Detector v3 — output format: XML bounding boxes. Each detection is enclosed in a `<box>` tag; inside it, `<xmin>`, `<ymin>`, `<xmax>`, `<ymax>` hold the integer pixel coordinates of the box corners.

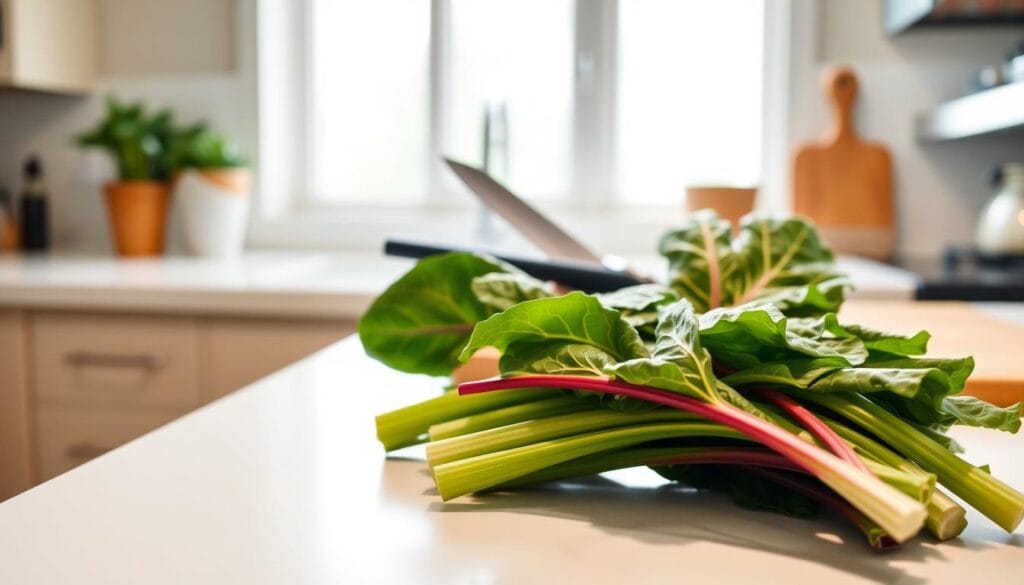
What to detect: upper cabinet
<box><xmin>885</xmin><ymin>0</ymin><xmax>1024</xmax><ymax>35</ymax></box>
<box><xmin>0</xmin><ymin>0</ymin><xmax>98</xmax><ymax>94</ymax></box>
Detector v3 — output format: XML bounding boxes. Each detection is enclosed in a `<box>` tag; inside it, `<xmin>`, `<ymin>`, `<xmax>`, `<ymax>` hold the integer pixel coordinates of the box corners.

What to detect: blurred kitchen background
<box><xmin>2</xmin><ymin>0</ymin><xmax>1024</xmax><ymax>500</ymax></box>
<box><xmin>0</xmin><ymin>0</ymin><xmax>1021</xmax><ymax>260</ymax></box>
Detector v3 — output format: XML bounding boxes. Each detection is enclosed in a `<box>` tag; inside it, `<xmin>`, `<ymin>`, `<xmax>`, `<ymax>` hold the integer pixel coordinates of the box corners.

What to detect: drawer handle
<box><xmin>65</xmin><ymin>442</ymin><xmax>111</xmax><ymax>460</ymax></box>
<box><xmin>64</xmin><ymin>352</ymin><xmax>166</xmax><ymax>370</ymax></box>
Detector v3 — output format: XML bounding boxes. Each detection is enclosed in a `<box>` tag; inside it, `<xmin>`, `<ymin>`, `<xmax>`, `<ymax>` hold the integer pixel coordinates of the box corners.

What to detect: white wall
<box><xmin>0</xmin><ymin>0</ymin><xmax>252</xmax><ymax>253</ymax></box>
<box><xmin>789</xmin><ymin>0</ymin><xmax>1024</xmax><ymax>257</ymax></box>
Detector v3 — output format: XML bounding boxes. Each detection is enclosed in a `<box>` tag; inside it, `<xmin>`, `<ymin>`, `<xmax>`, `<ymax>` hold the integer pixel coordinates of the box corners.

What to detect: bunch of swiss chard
<box><xmin>359</xmin><ymin>211</ymin><xmax>1023</xmax><ymax>549</ymax></box>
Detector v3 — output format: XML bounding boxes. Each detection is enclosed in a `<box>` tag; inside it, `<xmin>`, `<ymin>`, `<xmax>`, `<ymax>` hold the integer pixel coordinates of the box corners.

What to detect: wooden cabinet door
<box><xmin>202</xmin><ymin>318</ymin><xmax>353</xmax><ymax>401</ymax></box>
<box><xmin>0</xmin><ymin>310</ymin><xmax>32</xmax><ymax>500</ymax></box>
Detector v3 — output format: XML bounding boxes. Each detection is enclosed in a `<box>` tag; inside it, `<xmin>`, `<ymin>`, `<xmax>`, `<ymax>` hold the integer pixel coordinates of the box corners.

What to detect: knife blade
<box><xmin>444</xmin><ymin>158</ymin><xmax>603</xmax><ymax>264</ymax></box>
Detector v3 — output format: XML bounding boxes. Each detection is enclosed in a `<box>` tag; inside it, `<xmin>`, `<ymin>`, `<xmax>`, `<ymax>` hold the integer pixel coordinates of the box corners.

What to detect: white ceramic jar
<box><xmin>175</xmin><ymin>168</ymin><xmax>251</xmax><ymax>257</ymax></box>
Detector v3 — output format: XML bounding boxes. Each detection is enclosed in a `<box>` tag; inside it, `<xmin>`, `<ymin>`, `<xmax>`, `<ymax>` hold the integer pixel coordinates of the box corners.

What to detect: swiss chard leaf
<box><xmin>865</xmin><ymin>357</ymin><xmax>974</xmax><ymax>393</ymax></box>
<box><xmin>606</xmin><ymin>300</ymin><xmax>720</xmax><ymax>402</ymax></box>
<box><xmin>498</xmin><ymin>342</ymin><xmax>615</xmax><ymax>378</ymax></box>
<box><xmin>471</xmin><ymin>272</ymin><xmax>553</xmax><ymax>311</ymax></box>
<box><xmin>699</xmin><ymin>306</ymin><xmax>868</xmax><ymax>367</ymax></box>
<box><xmin>660</xmin><ymin>212</ymin><xmax>846</xmax><ymax>315</ymax></box>
<box><xmin>823</xmin><ymin>320</ymin><xmax>930</xmax><ymax>357</ymax></box>
<box><xmin>942</xmin><ymin>396</ymin><xmax>1021</xmax><ymax>433</ymax></box>
<box><xmin>722</xmin><ymin>357</ymin><xmax>849</xmax><ymax>388</ymax></box>
<box><xmin>808</xmin><ymin>368</ymin><xmax>953</xmax><ymax>402</ymax></box>
<box><xmin>358</xmin><ymin>252</ymin><xmax>513</xmax><ymax>376</ymax></box>
<box><xmin>460</xmin><ymin>291</ymin><xmax>650</xmax><ymax>368</ymax></box>
<box><xmin>658</xmin><ymin>210</ymin><xmax>732</xmax><ymax>313</ymax></box>
<box><xmin>461</xmin><ymin>292</ymin><xmax>655</xmax><ymax>412</ymax></box>
<box><xmin>724</xmin><ymin>215</ymin><xmax>840</xmax><ymax>308</ymax></box>
<box><xmin>597</xmin><ymin>284</ymin><xmax>679</xmax><ymax>339</ymax></box>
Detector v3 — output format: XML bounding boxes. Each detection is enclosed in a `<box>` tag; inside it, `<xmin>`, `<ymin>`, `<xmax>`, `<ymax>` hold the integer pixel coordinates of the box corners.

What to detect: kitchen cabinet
<box><xmin>202</xmin><ymin>318</ymin><xmax>348</xmax><ymax>400</ymax></box>
<box><xmin>0</xmin><ymin>309</ymin><xmax>354</xmax><ymax>496</ymax></box>
<box><xmin>0</xmin><ymin>310</ymin><xmax>32</xmax><ymax>500</ymax></box>
<box><xmin>0</xmin><ymin>0</ymin><xmax>98</xmax><ymax>93</ymax></box>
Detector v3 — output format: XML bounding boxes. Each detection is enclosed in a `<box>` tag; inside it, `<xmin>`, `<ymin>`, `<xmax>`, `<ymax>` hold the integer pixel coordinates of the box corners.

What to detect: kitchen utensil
<box><xmin>443</xmin><ymin>158</ymin><xmax>654</xmax><ymax>285</ymax></box>
<box><xmin>793</xmin><ymin>67</ymin><xmax>894</xmax><ymax>260</ymax></box>
<box><xmin>384</xmin><ymin>238</ymin><xmax>644</xmax><ymax>293</ymax></box>
<box><xmin>443</xmin><ymin>158</ymin><xmax>602</xmax><ymax>264</ymax></box>
<box><xmin>976</xmin><ymin>162</ymin><xmax>1024</xmax><ymax>254</ymax></box>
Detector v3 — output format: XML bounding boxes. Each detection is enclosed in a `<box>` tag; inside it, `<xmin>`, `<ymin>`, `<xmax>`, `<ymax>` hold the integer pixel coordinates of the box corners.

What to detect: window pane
<box><xmin>309</xmin><ymin>0</ymin><xmax>430</xmax><ymax>203</ymax></box>
<box><xmin>617</xmin><ymin>0</ymin><xmax>764</xmax><ymax>204</ymax></box>
<box><xmin>446</xmin><ymin>0</ymin><xmax>574</xmax><ymax>200</ymax></box>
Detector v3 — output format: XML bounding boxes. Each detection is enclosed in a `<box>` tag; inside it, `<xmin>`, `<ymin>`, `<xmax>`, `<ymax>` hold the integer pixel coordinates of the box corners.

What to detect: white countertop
<box><xmin>0</xmin><ymin>251</ymin><xmax>917</xmax><ymax>319</ymax></box>
<box><xmin>0</xmin><ymin>252</ymin><xmax>412</xmax><ymax>319</ymax></box>
<box><xmin>0</xmin><ymin>337</ymin><xmax>1020</xmax><ymax>584</ymax></box>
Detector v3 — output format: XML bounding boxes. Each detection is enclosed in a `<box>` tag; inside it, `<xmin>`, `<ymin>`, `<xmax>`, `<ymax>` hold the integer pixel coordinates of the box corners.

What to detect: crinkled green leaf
<box><xmin>941</xmin><ymin>396</ymin><xmax>1021</xmax><ymax>433</ymax></box>
<box><xmin>808</xmin><ymin>368</ymin><xmax>952</xmax><ymax>401</ymax></box>
<box><xmin>746</xmin><ymin>277</ymin><xmax>848</xmax><ymax>317</ymax></box>
<box><xmin>722</xmin><ymin>215</ymin><xmax>844</xmax><ymax>311</ymax></box>
<box><xmin>596</xmin><ymin>284</ymin><xmax>679</xmax><ymax>312</ymax></box>
<box><xmin>659</xmin><ymin>212</ymin><xmax>845</xmax><ymax>316</ymax></box>
<box><xmin>722</xmin><ymin>357</ymin><xmax>849</xmax><ymax>388</ymax></box>
<box><xmin>597</xmin><ymin>284</ymin><xmax>678</xmax><ymax>339</ymax></box>
<box><xmin>358</xmin><ymin>252</ymin><xmax>512</xmax><ymax>376</ymax></box>
<box><xmin>471</xmin><ymin>272</ymin><xmax>553</xmax><ymax>311</ymax></box>
<box><xmin>658</xmin><ymin>210</ymin><xmax>732</xmax><ymax>313</ymax></box>
<box><xmin>865</xmin><ymin>357</ymin><xmax>974</xmax><ymax>393</ymax></box>
<box><xmin>606</xmin><ymin>300</ymin><xmax>719</xmax><ymax>401</ymax></box>
<box><xmin>698</xmin><ymin>305</ymin><xmax>867</xmax><ymax>367</ymax></box>
<box><xmin>498</xmin><ymin>342</ymin><xmax>613</xmax><ymax>378</ymax></box>
<box><xmin>823</xmin><ymin>319</ymin><xmax>930</xmax><ymax>357</ymax></box>
<box><xmin>460</xmin><ymin>291</ymin><xmax>649</xmax><ymax>365</ymax></box>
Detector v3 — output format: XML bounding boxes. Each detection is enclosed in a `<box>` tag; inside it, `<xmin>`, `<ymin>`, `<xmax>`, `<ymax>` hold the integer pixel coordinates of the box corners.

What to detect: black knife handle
<box><xmin>383</xmin><ymin>239</ymin><xmax>644</xmax><ymax>293</ymax></box>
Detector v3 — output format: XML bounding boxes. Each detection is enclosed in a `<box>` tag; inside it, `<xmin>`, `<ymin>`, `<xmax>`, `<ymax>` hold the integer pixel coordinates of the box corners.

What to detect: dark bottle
<box><xmin>20</xmin><ymin>155</ymin><xmax>50</xmax><ymax>252</ymax></box>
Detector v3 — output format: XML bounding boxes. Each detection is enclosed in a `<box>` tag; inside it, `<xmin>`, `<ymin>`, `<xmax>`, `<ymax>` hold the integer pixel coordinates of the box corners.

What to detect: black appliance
<box><xmin>899</xmin><ymin>246</ymin><xmax>1024</xmax><ymax>301</ymax></box>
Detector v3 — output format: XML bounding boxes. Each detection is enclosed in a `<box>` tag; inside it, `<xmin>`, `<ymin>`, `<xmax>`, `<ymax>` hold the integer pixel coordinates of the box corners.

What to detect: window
<box><xmin>256</xmin><ymin>0</ymin><xmax>768</xmax><ymax>248</ymax></box>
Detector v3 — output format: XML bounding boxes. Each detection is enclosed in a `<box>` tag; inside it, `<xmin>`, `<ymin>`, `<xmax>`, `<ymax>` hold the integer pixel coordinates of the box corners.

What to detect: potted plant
<box><xmin>74</xmin><ymin>97</ymin><xmax>179</xmax><ymax>257</ymax></box>
<box><xmin>173</xmin><ymin>127</ymin><xmax>250</xmax><ymax>257</ymax></box>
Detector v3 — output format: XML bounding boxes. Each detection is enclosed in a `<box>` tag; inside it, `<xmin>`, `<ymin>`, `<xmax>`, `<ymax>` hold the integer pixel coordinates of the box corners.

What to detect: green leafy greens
<box><xmin>361</xmin><ymin>210</ymin><xmax>1024</xmax><ymax>548</ymax></box>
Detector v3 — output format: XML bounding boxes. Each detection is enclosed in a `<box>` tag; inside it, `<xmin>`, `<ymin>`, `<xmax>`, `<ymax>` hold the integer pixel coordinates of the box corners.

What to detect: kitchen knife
<box><xmin>384</xmin><ymin>238</ymin><xmax>644</xmax><ymax>293</ymax></box>
<box><xmin>443</xmin><ymin>158</ymin><xmax>603</xmax><ymax>264</ymax></box>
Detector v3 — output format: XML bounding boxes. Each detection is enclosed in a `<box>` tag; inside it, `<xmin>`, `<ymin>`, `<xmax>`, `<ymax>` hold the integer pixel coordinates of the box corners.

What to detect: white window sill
<box><xmin>247</xmin><ymin>202</ymin><xmax>690</xmax><ymax>257</ymax></box>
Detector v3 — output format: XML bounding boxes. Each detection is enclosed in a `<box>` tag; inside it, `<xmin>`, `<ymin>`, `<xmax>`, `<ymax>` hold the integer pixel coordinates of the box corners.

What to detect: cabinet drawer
<box><xmin>35</xmin><ymin>407</ymin><xmax>182</xmax><ymax>481</ymax></box>
<box><xmin>32</xmin><ymin>312</ymin><xmax>201</xmax><ymax>409</ymax></box>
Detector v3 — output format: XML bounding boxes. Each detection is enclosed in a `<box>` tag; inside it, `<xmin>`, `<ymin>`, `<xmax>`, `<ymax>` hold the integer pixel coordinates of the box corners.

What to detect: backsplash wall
<box><xmin>789</xmin><ymin>0</ymin><xmax>1024</xmax><ymax>258</ymax></box>
<box><xmin>0</xmin><ymin>0</ymin><xmax>248</xmax><ymax>253</ymax></box>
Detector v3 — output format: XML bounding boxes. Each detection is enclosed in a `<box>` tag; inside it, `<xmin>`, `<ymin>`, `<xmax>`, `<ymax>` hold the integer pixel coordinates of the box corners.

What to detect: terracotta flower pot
<box><xmin>104</xmin><ymin>181</ymin><xmax>171</xmax><ymax>257</ymax></box>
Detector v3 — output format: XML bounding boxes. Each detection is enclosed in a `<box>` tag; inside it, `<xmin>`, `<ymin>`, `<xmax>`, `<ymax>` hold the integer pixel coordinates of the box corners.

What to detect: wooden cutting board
<box><xmin>840</xmin><ymin>300</ymin><xmax>1024</xmax><ymax>407</ymax></box>
<box><xmin>793</xmin><ymin>67</ymin><xmax>895</xmax><ymax>260</ymax></box>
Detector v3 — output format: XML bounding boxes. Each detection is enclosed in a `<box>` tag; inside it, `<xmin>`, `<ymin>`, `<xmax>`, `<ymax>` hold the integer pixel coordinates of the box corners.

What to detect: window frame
<box><xmin>245</xmin><ymin>0</ymin><xmax>796</xmax><ymax>252</ymax></box>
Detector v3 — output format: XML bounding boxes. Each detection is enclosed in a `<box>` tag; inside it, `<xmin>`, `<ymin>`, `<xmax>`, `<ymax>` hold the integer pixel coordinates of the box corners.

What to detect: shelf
<box><xmin>885</xmin><ymin>0</ymin><xmax>1024</xmax><ymax>35</ymax></box>
<box><xmin>916</xmin><ymin>82</ymin><xmax>1024</xmax><ymax>142</ymax></box>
